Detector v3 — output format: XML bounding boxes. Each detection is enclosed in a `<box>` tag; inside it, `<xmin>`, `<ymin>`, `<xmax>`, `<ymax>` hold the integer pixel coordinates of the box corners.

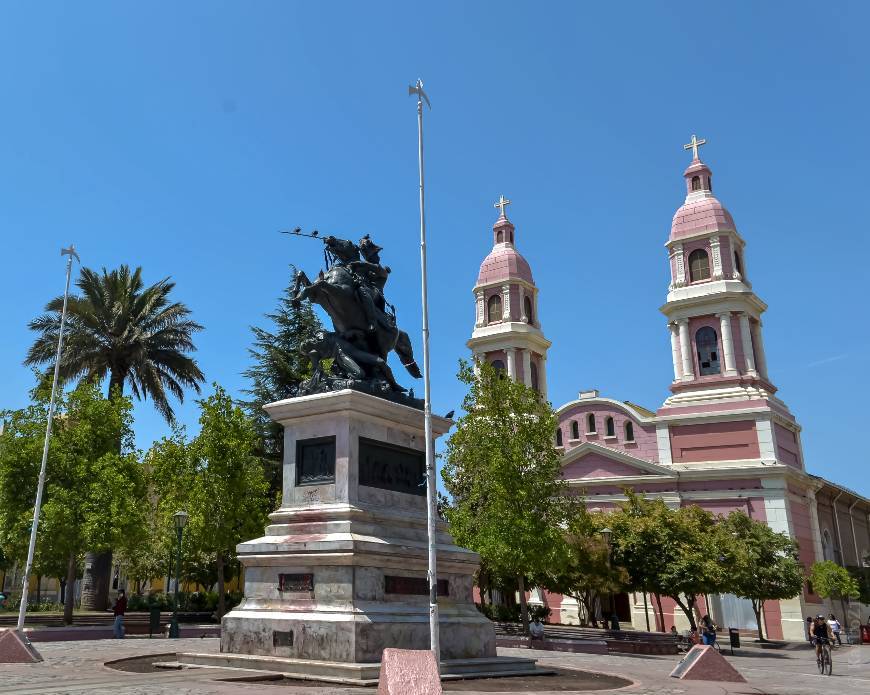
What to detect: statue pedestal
<box><xmin>179</xmin><ymin>390</ymin><xmax>535</xmax><ymax>683</ymax></box>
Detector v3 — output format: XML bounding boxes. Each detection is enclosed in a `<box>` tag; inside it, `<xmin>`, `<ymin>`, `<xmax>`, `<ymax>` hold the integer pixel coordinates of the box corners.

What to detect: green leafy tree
<box><xmin>809</xmin><ymin>560</ymin><xmax>861</xmax><ymax>621</ymax></box>
<box><xmin>151</xmin><ymin>385</ymin><xmax>269</xmax><ymax>617</ymax></box>
<box><xmin>442</xmin><ymin>360</ymin><xmax>567</xmax><ymax>634</ymax></box>
<box><xmin>719</xmin><ymin>511</ymin><xmax>804</xmax><ymax>640</ymax></box>
<box><xmin>537</xmin><ymin>503</ymin><xmax>627</xmax><ymax>627</ymax></box>
<box><xmin>610</xmin><ymin>492</ymin><xmax>725</xmax><ymax>631</ymax></box>
<box><xmin>25</xmin><ymin>264</ymin><xmax>205</xmax><ymax>610</ymax></box>
<box><xmin>243</xmin><ymin>267</ymin><xmax>322</xmax><ymax>502</ymax></box>
<box><xmin>0</xmin><ymin>382</ymin><xmax>146</xmax><ymax>623</ymax></box>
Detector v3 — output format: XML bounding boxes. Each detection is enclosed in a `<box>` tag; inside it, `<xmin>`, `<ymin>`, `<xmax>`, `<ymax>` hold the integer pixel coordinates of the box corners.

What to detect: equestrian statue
<box><xmin>289</xmin><ymin>231</ymin><xmax>422</xmax><ymax>406</ymax></box>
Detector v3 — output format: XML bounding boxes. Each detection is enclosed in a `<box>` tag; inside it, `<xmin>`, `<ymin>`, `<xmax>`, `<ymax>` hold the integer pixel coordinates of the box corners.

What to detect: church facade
<box><xmin>467</xmin><ymin>140</ymin><xmax>870</xmax><ymax>641</ymax></box>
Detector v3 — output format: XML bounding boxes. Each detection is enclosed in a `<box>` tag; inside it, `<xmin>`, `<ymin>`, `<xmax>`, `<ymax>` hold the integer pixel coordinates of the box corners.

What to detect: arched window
<box><xmin>586</xmin><ymin>413</ymin><xmax>596</xmax><ymax>434</ymax></box>
<box><xmin>571</xmin><ymin>420</ymin><xmax>580</xmax><ymax>440</ymax></box>
<box><xmin>691</xmin><ymin>175</ymin><xmax>701</xmax><ymax>191</ymax></box>
<box><xmin>496</xmin><ymin>230</ymin><xmax>503</xmax><ymax>243</ymax></box>
<box><xmin>508</xmin><ymin>231</ymin><xmax>513</xmax><ymax>244</ymax></box>
<box><xmin>695</xmin><ymin>326</ymin><xmax>720</xmax><ymax>375</ymax></box>
<box><xmin>605</xmin><ymin>416</ymin><xmax>615</xmax><ymax>437</ymax></box>
<box><xmin>688</xmin><ymin>249</ymin><xmax>711</xmax><ymax>282</ymax></box>
<box><xmin>491</xmin><ymin>359</ymin><xmax>505</xmax><ymax>373</ymax></box>
<box><xmin>624</xmin><ymin>421</ymin><xmax>634</xmax><ymax>442</ymax></box>
<box><xmin>530</xmin><ymin>362</ymin><xmax>539</xmax><ymax>392</ymax></box>
<box><xmin>733</xmin><ymin>250</ymin><xmax>743</xmax><ymax>277</ymax></box>
<box><xmin>707</xmin><ymin>176</ymin><xmax>713</xmax><ymax>192</ymax></box>
<box><xmin>555</xmin><ymin>428</ymin><xmax>563</xmax><ymax>447</ymax></box>
<box><xmin>487</xmin><ymin>294</ymin><xmax>502</xmax><ymax>323</ymax></box>
<box><xmin>822</xmin><ymin>530</ymin><xmax>833</xmax><ymax>562</ymax></box>
<box><xmin>524</xmin><ymin>296</ymin><xmax>533</xmax><ymax>324</ymax></box>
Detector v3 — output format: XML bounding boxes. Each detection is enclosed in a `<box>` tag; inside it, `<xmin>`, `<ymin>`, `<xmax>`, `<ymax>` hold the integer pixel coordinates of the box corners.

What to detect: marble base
<box><xmin>172</xmin><ymin>652</ymin><xmax>544</xmax><ymax>686</ymax></box>
<box><xmin>201</xmin><ymin>390</ymin><xmax>499</xmax><ymax>667</ymax></box>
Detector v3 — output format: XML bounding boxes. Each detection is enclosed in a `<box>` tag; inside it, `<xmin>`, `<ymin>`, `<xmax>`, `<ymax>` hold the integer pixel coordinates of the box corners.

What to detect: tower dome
<box><xmin>468</xmin><ymin>196</ymin><xmax>551</xmax><ymax>398</ymax></box>
<box><xmin>670</xmin><ymin>158</ymin><xmax>737</xmax><ymax>241</ymax></box>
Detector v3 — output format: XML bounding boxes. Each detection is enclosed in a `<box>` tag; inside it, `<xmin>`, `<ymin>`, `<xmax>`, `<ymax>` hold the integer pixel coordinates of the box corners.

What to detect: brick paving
<box><xmin>0</xmin><ymin>636</ymin><xmax>867</xmax><ymax>694</ymax></box>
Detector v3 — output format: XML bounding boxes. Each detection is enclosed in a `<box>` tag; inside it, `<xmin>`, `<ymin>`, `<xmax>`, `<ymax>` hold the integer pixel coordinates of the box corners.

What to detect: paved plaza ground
<box><xmin>1</xmin><ymin>637</ymin><xmax>868</xmax><ymax>694</ymax></box>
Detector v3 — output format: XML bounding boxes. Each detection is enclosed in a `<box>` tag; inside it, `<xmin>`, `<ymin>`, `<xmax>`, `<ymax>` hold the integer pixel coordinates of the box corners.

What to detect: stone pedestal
<box><xmin>191</xmin><ymin>390</ymin><xmax>503</xmax><ymax>676</ymax></box>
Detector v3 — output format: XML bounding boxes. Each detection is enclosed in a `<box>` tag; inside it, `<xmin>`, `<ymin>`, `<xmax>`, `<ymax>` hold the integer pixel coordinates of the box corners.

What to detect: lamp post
<box><xmin>168</xmin><ymin>510</ymin><xmax>188</xmax><ymax>639</ymax></box>
<box><xmin>600</xmin><ymin>528</ymin><xmax>615</xmax><ymax>625</ymax></box>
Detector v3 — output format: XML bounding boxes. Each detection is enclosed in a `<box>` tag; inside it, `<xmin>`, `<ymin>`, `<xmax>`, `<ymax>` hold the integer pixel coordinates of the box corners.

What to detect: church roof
<box><xmin>669</xmin><ymin>157</ymin><xmax>737</xmax><ymax>241</ymax></box>
<box><xmin>476</xmin><ymin>244</ymin><xmax>534</xmax><ymax>286</ymax></box>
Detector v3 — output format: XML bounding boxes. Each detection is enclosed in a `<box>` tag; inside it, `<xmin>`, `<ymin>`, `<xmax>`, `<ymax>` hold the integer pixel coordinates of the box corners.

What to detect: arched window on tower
<box><xmin>571</xmin><ymin>420</ymin><xmax>580</xmax><ymax>440</ymax></box>
<box><xmin>734</xmin><ymin>250</ymin><xmax>743</xmax><ymax>277</ymax></box>
<box><xmin>624</xmin><ymin>421</ymin><xmax>635</xmax><ymax>442</ymax></box>
<box><xmin>524</xmin><ymin>296</ymin><xmax>533</xmax><ymax>324</ymax></box>
<box><xmin>530</xmin><ymin>362</ymin><xmax>539</xmax><ymax>392</ymax></box>
<box><xmin>586</xmin><ymin>413</ymin><xmax>596</xmax><ymax>434</ymax></box>
<box><xmin>707</xmin><ymin>176</ymin><xmax>713</xmax><ymax>191</ymax></box>
<box><xmin>822</xmin><ymin>530</ymin><xmax>833</xmax><ymax>562</ymax></box>
<box><xmin>496</xmin><ymin>230</ymin><xmax>503</xmax><ymax>243</ymax></box>
<box><xmin>491</xmin><ymin>359</ymin><xmax>505</xmax><ymax>372</ymax></box>
<box><xmin>487</xmin><ymin>294</ymin><xmax>502</xmax><ymax>323</ymax></box>
<box><xmin>688</xmin><ymin>249</ymin><xmax>711</xmax><ymax>282</ymax></box>
<box><xmin>691</xmin><ymin>175</ymin><xmax>701</xmax><ymax>191</ymax></box>
<box><xmin>605</xmin><ymin>416</ymin><xmax>615</xmax><ymax>437</ymax></box>
<box><xmin>695</xmin><ymin>326</ymin><xmax>721</xmax><ymax>376</ymax></box>
<box><xmin>555</xmin><ymin>428</ymin><xmax>563</xmax><ymax>447</ymax></box>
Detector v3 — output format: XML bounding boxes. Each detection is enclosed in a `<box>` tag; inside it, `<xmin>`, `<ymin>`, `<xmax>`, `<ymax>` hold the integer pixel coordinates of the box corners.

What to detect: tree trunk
<box><xmin>642</xmin><ymin>591</ymin><xmax>651</xmax><ymax>632</ymax></box>
<box><xmin>673</xmin><ymin>595</ymin><xmax>697</xmax><ymax>630</ymax></box>
<box><xmin>35</xmin><ymin>575</ymin><xmax>42</xmax><ymax>605</ymax></box>
<box><xmin>478</xmin><ymin>570</ymin><xmax>488</xmax><ymax>608</ymax></box>
<box><xmin>216</xmin><ymin>552</ymin><xmax>226</xmax><ymax>619</ymax></box>
<box><xmin>60</xmin><ymin>577</ymin><xmax>66</xmax><ymax>605</ymax></box>
<box><xmin>517</xmin><ymin>573</ymin><xmax>529</xmax><ymax>635</ymax></box>
<box><xmin>752</xmin><ymin>599</ymin><xmax>765</xmax><ymax>641</ymax></box>
<box><xmin>63</xmin><ymin>554</ymin><xmax>77</xmax><ymax>625</ymax></box>
<box><xmin>80</xmin><ymin>550</ymin><xmax>112</xmax><ymax>610</ymax></box>
<box><xmin>654</xmin><ymin>593</ymin><xmax>665</xmax><ymax>632</ymax></box>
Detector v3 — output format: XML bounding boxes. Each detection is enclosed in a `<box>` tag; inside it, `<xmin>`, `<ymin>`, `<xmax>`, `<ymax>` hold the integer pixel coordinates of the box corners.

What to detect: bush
<box><xmin>529</xmin><ymin>604</ymin><xmax>552</xmax><ymax>622</ymax></box>
<box><xmin>476</xmin><ymin>602</ymin><xmax>521</xmax><ymax>622</ymax></box>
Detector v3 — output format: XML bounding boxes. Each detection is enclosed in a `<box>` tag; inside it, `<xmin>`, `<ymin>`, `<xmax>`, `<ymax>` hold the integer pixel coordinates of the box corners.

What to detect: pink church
<box><xmin>467</xmin><ymin>140</ymin><xmax>870</xmax><ymax>641</ymax></box>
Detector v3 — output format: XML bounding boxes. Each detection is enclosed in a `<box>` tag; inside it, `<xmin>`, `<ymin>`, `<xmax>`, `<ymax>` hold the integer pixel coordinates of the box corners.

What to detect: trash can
<box><xmin>728</xmin><ymin>627</ymin><xmax>740</xmax><ymax>655</ymax></box>
<box><xmin>861</xmin><ymin>624</ymin><xmax>870</xmax><ymax>645</ymax></box>
<box><xmin>149</xmin><ymin>607</ymin><xmax>162</xmax><ymax>638</ymax></box>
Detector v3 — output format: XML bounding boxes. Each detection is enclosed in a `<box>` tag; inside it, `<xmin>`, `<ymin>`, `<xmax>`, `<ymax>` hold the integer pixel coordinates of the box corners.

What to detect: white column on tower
<box><xmin>505</xmin><ymin>348</ymin><xmax>517</xmax><ymax>381</ymax></box>
<box><xmin>672</xmin><ymin>243</ymin><xmax>686</xmax><ymax>288</ymax></box>
<box><xmin>669</xmin><ymin>322</ymin><xmax>682</xmax><ymax>381</ymax></box>
<box><xmin>519</xmin><ymin>285</ymin><xmax>528</xmax><ymax>322</ymax></box>
<box><xmin>751</xmin><ymin>320</ymin><xmax>769</xmax><ymax>379</ymax></box>
<box><xmin>538</xmin><ymin>354</ymin><xmax>548</xmax><ymax>401</ymax></box>
<box><xmin>710</xmin><ymin>236</ymin><xmax>724</xmax><ymax>280</ymax></box>
<box><xmin>717</xmin><ymin>312</ymin><xmax>738</xmax><ymax>375</ymax></box>
<box><xmin>522</xmin><ymin>349</ymin><xmax>532</xmax><ymax>387</ymax></box>
<box><xmin>677</xmin><ymin>318</ymin><xmax>694</xmax><ymax>379</ymax></box>
<box><xmin>502</xmin><ymin>284</ymin><xmax>511</xmax><ymax>321</ymax></box>
<box><xmin>738</xmin><ymin>312</ymin><xmax>757</xmax><ymax>376</ymax></box>
<box><xmin>475</xmin><ymin>290</ymin><xmax>485</xmax><ymax>327</ymax></box>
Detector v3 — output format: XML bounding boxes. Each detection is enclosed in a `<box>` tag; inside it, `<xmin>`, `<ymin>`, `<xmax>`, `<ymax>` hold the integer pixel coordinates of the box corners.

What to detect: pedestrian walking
<box><xmin>700</xmin><ymin>614</ymin><xmax>717</xmax><ymax>646</ymax></box>
<box><xmin>112</xmin><ymin>589</ymin><xmax>127</xmax><ymax>639</ymax></box>
<box><xmin>827</xmin><ymin>614</ymin><xmax>842</xmax><ymax>646</ymax></box>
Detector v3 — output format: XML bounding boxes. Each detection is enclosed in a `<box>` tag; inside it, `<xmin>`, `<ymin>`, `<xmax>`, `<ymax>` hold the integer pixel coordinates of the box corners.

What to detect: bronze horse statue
<box><xmin>291</xmin><ymin>235</ymin><xmax>421</xmax><ymax>394</ymax></box>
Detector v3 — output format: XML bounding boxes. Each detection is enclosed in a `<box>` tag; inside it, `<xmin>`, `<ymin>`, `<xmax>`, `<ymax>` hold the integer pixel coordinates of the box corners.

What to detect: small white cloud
<box><xmin>804</xmin><ymin>354</ymin><xmax>849</xmax><ymax>368</ymax></box>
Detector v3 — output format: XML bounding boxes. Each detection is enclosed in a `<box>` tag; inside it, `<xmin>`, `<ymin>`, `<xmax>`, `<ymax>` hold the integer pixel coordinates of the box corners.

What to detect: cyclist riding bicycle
<box><xmin>811</xmin><ymin>614</ymin><xmax>834</xmax><ymax>656</ymax></box>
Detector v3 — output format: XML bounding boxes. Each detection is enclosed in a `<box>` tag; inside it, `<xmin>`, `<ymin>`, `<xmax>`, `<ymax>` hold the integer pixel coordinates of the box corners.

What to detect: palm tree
<box><xmin>25</xmin><ymin>264</ymin><xmax>205</xmax><ymax>609</ymax></box>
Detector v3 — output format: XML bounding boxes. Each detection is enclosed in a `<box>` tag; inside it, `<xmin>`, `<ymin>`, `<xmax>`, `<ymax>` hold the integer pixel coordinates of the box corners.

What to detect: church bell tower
<box><xmin>467</xmin><ymin>196</ymin><xmax>551</xmax><ymax>399</ymax></box>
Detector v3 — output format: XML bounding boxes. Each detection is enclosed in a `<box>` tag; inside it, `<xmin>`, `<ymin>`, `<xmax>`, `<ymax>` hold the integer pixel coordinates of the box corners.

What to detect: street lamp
<box><xmin>599</xmin><ymin>528</ymin><xmax>615</xmax><ymax>625</ymax></box>
<box><xmin>168</xmin><ymin>510</ymin><xmax>189</xmax><ymax>639</ymax></box>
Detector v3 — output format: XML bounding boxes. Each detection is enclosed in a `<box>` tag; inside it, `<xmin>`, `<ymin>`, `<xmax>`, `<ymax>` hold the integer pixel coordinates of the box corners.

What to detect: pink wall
<box><xmin>719</xmin><ymin>235</ymin><xmax>734</xmax><ymax>278</ymax></box>
<box><xmin>669</xmin><ymin>420</ymin><xmax>760</xmax><ymax>463</ymax></box>
<box><xmin>774</xmin><ymin>423</ymin><xmax>802</xmax><ymax>469</ymax></box>
<box><xmin>788</xmin><ymin>494</ymin><xmax>822</xmax><ymax>605</ymax></box>
<box><xmin>558</xmin><ymin>403</ymin><xmax>659</xmax><ymax>463</ymax></box>
<box><xmin>562</xmin><ymin>451</ymin><xmax>652</xmax><ymax>479</ymax></box>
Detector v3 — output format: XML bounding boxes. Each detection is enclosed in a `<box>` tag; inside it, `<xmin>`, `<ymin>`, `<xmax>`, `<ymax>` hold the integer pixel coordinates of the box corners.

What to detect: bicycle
<box><xmin>814</xmin><ymin>637</ymin><xmax>832</xmax><ymax>676</ymax></box>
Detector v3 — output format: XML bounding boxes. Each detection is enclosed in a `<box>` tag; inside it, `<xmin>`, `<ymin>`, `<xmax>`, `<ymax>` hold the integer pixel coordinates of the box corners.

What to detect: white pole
<box><xmin>17</xmin><ymin>246</ymin><xmax>78</xmax><ymax>631</ymax></box>
<box><xmin>409</xmin><ymin>78</ymin><xmax>439</xmax><ymax>665</ymax></box>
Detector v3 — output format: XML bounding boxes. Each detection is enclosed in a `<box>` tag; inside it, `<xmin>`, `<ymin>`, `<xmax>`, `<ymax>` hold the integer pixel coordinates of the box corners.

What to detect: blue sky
<box><xmin>1</xmin><ymin>2</ymin><xmax>867</xmax><ymax>494</ymax></box>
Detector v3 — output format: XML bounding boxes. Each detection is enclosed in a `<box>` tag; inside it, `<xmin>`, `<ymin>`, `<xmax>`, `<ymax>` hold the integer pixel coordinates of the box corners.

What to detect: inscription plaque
<box><xmin>273</xmin><ymin>630</ymin><xmax>294</xmax><ymax>648</ymax></box>
<box><xmin>296</xmin><ymin>436</ymin><xmax>335</xmax><ymax>486</ymax></box>
<box><xmin>359</xmin><ymin>437</ymin><xmax>425</xmax><ymax>496</ymax></box>
<box><xmin>278</xmin><ymin>573</ymin><xmax>314</xmax><ymax>592</ymax></box>
<box><xmin>385</xmin><ymin>575</ymin><xmax>448</xmax><ymax>596</ymax></box>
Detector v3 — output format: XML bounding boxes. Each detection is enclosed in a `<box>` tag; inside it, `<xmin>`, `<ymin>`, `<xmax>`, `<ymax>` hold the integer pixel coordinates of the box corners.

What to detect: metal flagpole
<box><xmin>408</xmin><ymin>78</ymin><xmax>439</xmax><ymax>665</ymax></box>
<box><xmin>17</xmin><ymin>245</ymin><xmax>79</xmax><ymax>631</ymax></box>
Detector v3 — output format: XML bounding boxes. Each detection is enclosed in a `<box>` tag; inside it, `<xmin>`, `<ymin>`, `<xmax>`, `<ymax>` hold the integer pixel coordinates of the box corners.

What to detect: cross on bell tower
<box><xmin>684</xmin><ymin>134</ymin><xmax>707</xmax><ymax>161</ymax></box>
<box><xmin>494</xmin><ymin>194</ymin><xmax>512</xmax><ymax>219</ymax></box>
